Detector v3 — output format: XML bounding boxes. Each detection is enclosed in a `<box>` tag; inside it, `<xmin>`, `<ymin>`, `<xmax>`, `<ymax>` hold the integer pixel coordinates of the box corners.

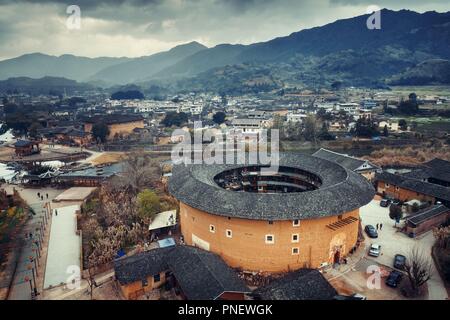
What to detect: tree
<box><xmin>111</xmin><ymin>90</ymin><xmax>144</xmax><ymax>100</ymax></box>
<box><xmin>353</xmin><ymin>117</ymin><xmax>379</xmax><ymax>138</ymax></box>
<box><xmin>272</xmin><ymin>114</ymin><xmax>284</xmax><ymax>130</ymax></box>
<box><xmin>92</xmin><ymin>122</ymin><xmax>110</xmax><ymax>143</ymax></box>
<box><xmin>316</xmin><ymin>108</ymin><xmax>332</xmax><ymax>121</ymax></box>
<box><xmin>5</xmin><ymin>109</ymin><xmax>32</xmax><ymax>133</ymax></box>
<box><xmin>212</xmin><ymin>111</ymin><xmax>226</xmax><ymax>125</ymax></box>
<box><xmin>389</xmin><ymin>204</ymin><xmax>403</xmax><ymax>226</ymax></box>
<box><xmin>399</xmin><ymin>119</ymin><xmax>408</xmax><ymax>131</ymax></box>
<box><xmin>303</xmin><ymin>115</ymin><xmax>319</xmax><ymax>143</ymax></box>
<box><xmin>331</xmin><ymin>81</ymin><xmax>343</xmax><ymax>91</ymax></box>
<box><xmin>137</xmin><ymin>190</ymin><xmax>161</xmax><ymax>222</ymax></box>
<box><xmin>161</xmin><ymin>112</ymin><xmax>188</xmax><ymax>127</ymax></box>
<box><xmin>433</xmin><ymin>225</ymin><xmax>450</xmax><ymax>249</ymax></box>
<box><xmin>398</xmin><ymin>93</ymin><xmax>419</xmax><ymax>115</ymax></box>
<box><xmin>28</xmin><ymin>122</ymin><xmax>42</xmax><ymax>139</ymax></box>
<box><xmin>220</xmin><ymin>94</ymin><xmax>228</xmax><ymax>106</ymax></box>
<box><xmin>318</xmin><ymin>122</ymin><xmax>335</xmax><ymax>141</ymax></box>
<box><xmin>403</xmin><ymin>246</ymin><xmax>432</xmax><ymax>297</ymax></box>
<box><xmin>109</xmin><ymin>152</ymin><xmax>161</xmax><ymax>198</ymax></box>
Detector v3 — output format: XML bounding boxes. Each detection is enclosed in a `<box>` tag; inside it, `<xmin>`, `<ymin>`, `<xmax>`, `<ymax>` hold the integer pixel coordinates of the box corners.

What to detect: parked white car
<box><xmin>368</xmin><ymin>244</ymin><xmax>381</xmax><ymax>257</ymax></box>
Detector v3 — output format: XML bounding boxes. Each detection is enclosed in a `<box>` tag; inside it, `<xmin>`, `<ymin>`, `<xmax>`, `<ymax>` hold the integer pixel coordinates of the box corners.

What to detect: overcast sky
<box><xmin>0</xmin><ymin>0</ymin><xmax>449</xmax><ymax>61</ymax></box>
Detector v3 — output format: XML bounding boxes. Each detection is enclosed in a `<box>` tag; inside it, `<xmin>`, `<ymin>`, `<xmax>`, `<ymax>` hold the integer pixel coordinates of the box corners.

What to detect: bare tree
<box><xmin>433</xmin><ymin>226</ymin><xmax>450</xmax><ymax>249</ymax></box>
<box><xmin>303</xmin><ymin>115</ymin><xmax>320</xmax><ymax>145</ymax></box>
<box><xmin>85</xmin><ymin>264</ymin><xmax>96</xmax><ymax>300</ymax></box>
<box><xmin>119</xmin><ymin>151</ymin><xmax>161</xmax><ymax>195</ymax></box>
<box><xmin>403</xmin><ymin>246</ymin><xmax>433</xmax><ymax>297</ymax></box>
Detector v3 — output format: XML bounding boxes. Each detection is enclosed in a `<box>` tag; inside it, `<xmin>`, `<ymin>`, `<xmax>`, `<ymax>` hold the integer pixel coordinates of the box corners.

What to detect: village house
<box><xmin>230</xmin><ymin>117</ymin><xmax>273</xmax><ymax>135</ymax></box>
<box><xmin>378</xmin><ymin>121</ymin><xmax>399</xmax><ymax>132</ymax></box>
<box><xmin>375</xmin><ymin>172</ymin><xmax>450</xmax><ymax>206</ymax></box>
<box><xmin>82</xmin><ymin>114</ymin><xmax>144</xmax><ymax>141</ymax></box>
<box><xmin>53</xmin><ymin>163</ymin><xmax>123</xmax><ymax>187</ymax></box>
<box><xmin>246</xmin><ymin>110</ymin><xmax>267</xmax><ymax>119</ymax></box>
<box><xmin>313</xmin><ymin>148</ymin><xmax>381</xmax><ymax>181</ymax></box>
<box><xmin>13</xmin><ymin>140</ymin><xmax>40</xmax><ymax>157</ymax></box>
<box><xmin>286</xmin><ymin>111</ymin><xmax>307</xmax><ymax>123</ymax></box>
<box><xmin>114</xmin><ymin>245</ymin><xmax>249</xmax><ymax>300</ymax></box>
<box><xmin>405</xmin><ymin>205</ymin><xmax>450</xmax><ymax>236</ymax></box>
<box><xmin>328</xmin><ymin>121</ymin><xmax>348</xmax><ymax>132</ymax></box>
<box><xmin>39</xmin><ymin>127</ymin><xmax>92</xmax><ymax>146</ymax></box>
<box><xmin>336</xmin><ymin>103</ymin><xmax>360</xmax><ymax>117</ymax></box>
<box><xmin>403</xmin><ymin>158</ymin><xmax>450</xmax><ymax>188</ymax></box>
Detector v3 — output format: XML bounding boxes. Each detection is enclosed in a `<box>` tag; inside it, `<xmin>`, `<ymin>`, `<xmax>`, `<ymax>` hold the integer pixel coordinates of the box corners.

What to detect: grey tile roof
<box><xmin>114</xmin><ymin>247</ymin><xmax>172</xmax><ymax>285</ymax></box>
<box><xmin>422</xmin><ymin>158</ymin><xmax>450</xmax><ymax>183</ymax></box>
<box><xmin>169</xmin><ymin>153</ymin><xmax>375</xmax><ymax>221</ymax></box>
<box><xmin>252</xmin><ymin>269</ymin><xmax>337</xmax><ymax>300</ymax></box>
<box><xmin>424</xmin><ymin>158</ymin><xmax>450</xmax><ymax>173</ymax></box>
<box><xmin>231</xmin><ymin>118</ymin><xmax>263</xmax><ymax>126</ymax></box>
<box><xmin>58</xmin><ymin>163</ymin><xmax>123</xmax><ymax>179</ymax></box>
<box><xmin>407</xmin><ymin>204</ymin><xmax>450</xmax><ymax>226</ymax></box>
<box><xmin>313</xmin><ymin>148</ymin><xmax>365</xmax><ymax>171</ymax></box>
<box><xmin>313</xmin><ymin>148</ymin><xmax>379</xmax><ymax>172</ymax></box>
<box><xmin>166</xmin><ymin>246</ymin><xmax>249</xmax><ymax>300</ymax></box>
<box><xmin>114</xmin><ymin>245</ymin><xmax>249</xmax><ymax>300</ymax></box>
<box><xmin>82</xmin><ymin>114</ymin><xmax>143</xmax><ymax>125</ymax></box>
<box><xmin>376</xmin><ymin>172</ymin><xmax>450</xmax><ymax>201</ymax></box>
<box><xmin>14</xmin><ymin>139</ymin><xmax>34</xmax><ymax>147</ymax></box>
<box><xmin>402</xmin><ymin>170</ymin><xmax>430</xmax><ymax>180</ymax></box>
<box><xmin>403</xmin><ymin>158</ymin><xmax>450</xmax><ymax>184</ymax></box>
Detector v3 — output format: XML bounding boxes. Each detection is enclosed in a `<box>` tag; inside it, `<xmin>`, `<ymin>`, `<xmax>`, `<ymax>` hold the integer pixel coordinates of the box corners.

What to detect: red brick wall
<box><xmin>377</xmin><ymin>181</ymin><xmax>435</xmax><ymax>203</ymax></box>
<box><xmin>407</xmin><ymin>211</ymin><xmax>450</xmax><ymax>235</ymax></box>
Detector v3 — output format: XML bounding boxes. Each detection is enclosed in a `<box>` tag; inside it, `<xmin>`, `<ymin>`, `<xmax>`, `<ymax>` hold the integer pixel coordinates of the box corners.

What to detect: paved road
<box><xmin>359</xmin><ymin>200</ymin><xmax>448</xmax><ymax>300</ymax></box>
<box><xmin>6</xmin><ymin>186</ymin><xmax>63</xmax><ymax>300</ymax></box>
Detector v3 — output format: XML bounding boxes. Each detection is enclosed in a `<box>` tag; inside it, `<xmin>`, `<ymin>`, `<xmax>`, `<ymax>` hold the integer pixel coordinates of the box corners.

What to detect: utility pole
<box><xmin>24</xmin><ymin>276</ymin><xmax>34</xmax><ymax>298</ymax></box>
<box><xmin>29</xmin><ymin>256</ymin><xmax>38</xmax><ymax>276</ymax></box>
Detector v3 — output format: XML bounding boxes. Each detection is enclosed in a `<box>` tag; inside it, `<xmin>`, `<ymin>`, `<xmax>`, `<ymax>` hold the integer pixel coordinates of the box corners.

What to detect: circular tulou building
<box><xmin>169</xmin><ymin>153</ymin><xmax>375</xmax><ymax>273</ymax></box>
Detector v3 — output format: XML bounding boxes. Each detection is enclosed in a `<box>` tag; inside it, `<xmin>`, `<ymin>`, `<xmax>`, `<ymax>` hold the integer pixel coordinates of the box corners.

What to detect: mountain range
<box><xmin>1</xmin><ymin>8</ymin><xmax>449</xmax><ymax>94</ymax></box>
<box><xmin>0</xmin><ymin>77</ymin><xmax>93</xmax><ymax>96</ymax></box>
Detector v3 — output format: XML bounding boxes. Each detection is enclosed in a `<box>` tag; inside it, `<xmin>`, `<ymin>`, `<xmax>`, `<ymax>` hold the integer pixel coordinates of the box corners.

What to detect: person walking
<box><xmin>380</xmin><ymin>223</ymin><xmax>383</xmax><ymax>230</ymax></box>
<box><xmin>376</xmin><ymin>223</ymin><xmax>379</xmax><ymax>230</ymax></box>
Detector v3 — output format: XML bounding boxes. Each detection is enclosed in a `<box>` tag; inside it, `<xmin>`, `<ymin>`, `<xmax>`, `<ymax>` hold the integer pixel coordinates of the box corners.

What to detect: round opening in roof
<box><xmin>213</xmin><ymin>165</ymin><xmax>322</xmax><ymax>193</ymax></box>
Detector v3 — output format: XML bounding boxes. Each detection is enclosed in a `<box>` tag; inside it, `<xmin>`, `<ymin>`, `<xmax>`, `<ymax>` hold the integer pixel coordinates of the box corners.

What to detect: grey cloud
<box><xmin>0</xmin><ymin>0</ymin><xmax>449</xmax><ymax>60</ymax></box>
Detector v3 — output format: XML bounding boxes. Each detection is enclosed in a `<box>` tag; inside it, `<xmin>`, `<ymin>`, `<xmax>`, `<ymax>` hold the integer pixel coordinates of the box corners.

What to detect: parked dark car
<box><xmin>364</xmin><ymin>225</ymin><xmax>378</xmax><ymax>238</ymax></box>
<box><xmin>380</xmin><ymin>199</ymin><xmax>391</xmax><ymax>207</ymax></box>
<box><xmin>386</xmin><ymin>270</ymin><xmax>403</xmax><ymax>288</ymax></box>
<box><xmin>393</xmin><ymin>254</ymin><xmax>406</xmax><ymax>270</ymax></box>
